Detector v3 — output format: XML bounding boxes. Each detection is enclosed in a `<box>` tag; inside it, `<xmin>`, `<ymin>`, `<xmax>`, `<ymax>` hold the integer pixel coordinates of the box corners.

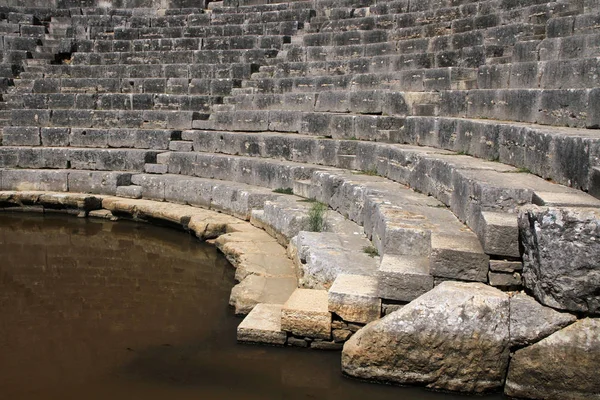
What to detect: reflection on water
<box><xmin>0</xmin><ymin>213</ymin><xmax>504</xmax><ymax>400</ymax></box>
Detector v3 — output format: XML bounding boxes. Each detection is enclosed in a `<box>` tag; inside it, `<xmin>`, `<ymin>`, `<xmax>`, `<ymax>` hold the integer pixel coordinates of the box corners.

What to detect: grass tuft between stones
<box><xmin>307</xmin><ymin>201</ymin><xmax>327</xmax><ymax>232</ymax></box>
<box><xmin>363</xmin><ymin>245</ymin><xmax>379</xmax><ymax>257</ymax></box>
<box><xmin>273</xmin><ymin>187</ymin><xmax>294</xmax><ymax>195</ymax></box>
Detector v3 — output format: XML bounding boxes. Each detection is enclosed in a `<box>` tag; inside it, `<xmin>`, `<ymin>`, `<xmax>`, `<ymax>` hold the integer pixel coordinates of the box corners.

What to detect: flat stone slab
<box><xmin>533</xmin><ymin>191</ymin><xmax>600</xmax><ymax>208</ymax></box>
<box><xmin>430</xmin><ymin>233</ymin><xmax>489</xmax><ymax>282</ymax></box>
<box><xmin>328</xmin><ymin>274</ymin><xmax>381</xmax><ymax>324</ymax></box>
<box><xmin>289</xmin><ymin>231</ymin><xmax>379</xmax><ymax>289</ymax></box>
<box><xmin>506</xmin><ymin>318</ymin><xmax>600</xmax><ymax>400</ymax></box>
<box><xmin>230</xmin><ymin>275</ymin><xmax>297</xmax><ymax>316</ymax></box>
<box><xmin>378</xmin><ymin>254</ymin><xmax>433</xmax><ymax>302</ymax></box>
<box><xmin>281</xmin><ymin>288</ymin><xmax>331</xmax><ymax>340</ymax></box>
<box><xmin>237</xmin><ymin>303</ymin><xmax>287</xmax><ymax>346</ymax></box>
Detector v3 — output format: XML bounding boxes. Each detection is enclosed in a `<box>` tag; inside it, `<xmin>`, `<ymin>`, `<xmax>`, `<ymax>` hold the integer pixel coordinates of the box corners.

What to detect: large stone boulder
<box><xmin>342</xmin><ymin>281</ymin><xmax>510</xmax><ymax>393</ymax></box>
<box><xmin>505</xmin><ymin>318</ymin><xmax>600</xmax><ymax>400</ymax></box>
<box><xmin>519</xmin><ymin>206</ymin><xmax>600</xmax><ymax>314</ymax></box>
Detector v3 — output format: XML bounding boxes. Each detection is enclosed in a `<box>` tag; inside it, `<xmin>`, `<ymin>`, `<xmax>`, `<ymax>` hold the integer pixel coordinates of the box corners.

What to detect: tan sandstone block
<box><xmin>328</xmin><ymin>274</ymin><xmax>381</xmax><ymax>324</ymax></box>
<box><xmin>281</xmin><ymin>288</ymin><xmax>331</xmax><ymax>340</ymax></box>
<box><xmin>237</xmin><ymin>304</ymin><xmax>287</xmax><ymax>346</ymax></box>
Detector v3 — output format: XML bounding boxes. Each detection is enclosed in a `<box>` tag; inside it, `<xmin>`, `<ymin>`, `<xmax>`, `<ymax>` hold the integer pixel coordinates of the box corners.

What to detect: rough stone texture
<box><xmin>377</xmin><ymin>255</ymin><xmax>433</xmax><ymax>302</ymax></box>
<box><xmin>489</xmin><ymin>259</ymin><xmax>523</xmax><ymax>273</ymax></box>
<box><xmin>281</xmin><ymin>288</ymin><xmax>331</xmax><ymax>340</ymax></box>
<box><xmin>289</xmin><ymin>231</ymin><xmax>379</xmax><ymax>289</ymax></box>
<box><xmin>237</xmin><ymin>303</ymin><xmax>287</xmax><ymax>346</ymax></box>
<box><xmin>505</xmin><ymin>318</ymin><xmax>600</xmax><ymax>400</ymax></box>
<box><xmin>328</xmin><ymin>274</ymin><xmax>381</xmax><ymax>324</ymax></box>
<box><xmin>215</xmin><ymin>230</ymin><xmax>296</xmax><ymax>282</ymax></box>
<box><xmin>430</xmin><ymin>233</ymin><xmax>489</xmax><ymax>282</ymax></box>
<box><xmin>229</xmin><ymin>275</ymin><xmax>298</xmax><ymax>316</ymax></box>
<box><xmin>509</xmin><ymin>292</ymin><xmax>577</xmax><ymax>348</ymax></box>
<box><xmin>488</xmin><ymin>271</ymin><xmax>522</xmax><ymax>289</ymax></box>
<box><xmin>519</xmin><ymin>205</ymin><xmax>600</xmax><ymax>313</ymax></box>
<box><xmin>480</xmin><ymin>211</ymin><xmax>520</xmax><ymax>258</ymax></box>
<box><xmin>342</xmin><ymin>281</ymin><xmax>510</xmax><ymax>393</ymax></box>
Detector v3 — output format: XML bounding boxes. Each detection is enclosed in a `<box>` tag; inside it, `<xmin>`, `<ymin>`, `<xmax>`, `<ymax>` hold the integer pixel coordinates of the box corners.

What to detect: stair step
<box><xmin>328</xmin><ymin>274</ymin><xmax>381</xmax><ymax>324</ymax></box>
<box><xmin>237</xmin><ymin>303</ymin><xmax>287</xmax><ymax>345</ymax></box>
<box><xmin>378</xmin><ymin>255</ymin><xmax>433</xmax><ymax>302</ymax></box>
<box><xmin>115</xmin><ymin>185</ymin><xmax>143</xmax><ymax>199</ymax></box>
<box><xmin>281</xmin><ymin>288</ymin><xmax>331</xmax><ymax>340</ymax></box>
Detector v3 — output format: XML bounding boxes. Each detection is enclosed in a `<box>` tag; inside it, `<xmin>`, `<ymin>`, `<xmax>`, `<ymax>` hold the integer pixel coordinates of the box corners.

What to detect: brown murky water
<box><xmin>0</xmin><ymin>213</ymin><xmax>504</xmax><ymax>400</ymax></box>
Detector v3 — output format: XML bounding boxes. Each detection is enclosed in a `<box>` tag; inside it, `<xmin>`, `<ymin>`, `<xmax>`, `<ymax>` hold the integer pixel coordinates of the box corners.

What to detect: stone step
<box><xmin>250</xmin><ymin>194</ymin><xmax>364</xmax><ymax>246</ymax></box>
<box><xmin>192</xmin><ymin>109</ymin><xmax>404</xmax><ymax>141</ymax></box>
<box><xmin>237</xmin><ymin>303</ymin><xmax>287</xmax><ymax>345</ymax></box>
<box><xmin>378</xmin><ymin>255</ymin><xmax>433</xmax><ymax>302</ymax></box>
<box><xmin>9</xmin><ymin>109</ymin><xmax>197</xmax><ymax>129</ymax></box>
<box><xmin>25</xmin><ymin>63</ymin><xmax>258</xmax><ymax>80</ymax></box>
<box><xmin>70</xmin><ymin>49</ymin><xmax>279</xmax><ymax>67</ymax></box>
<box><xmin>2</xmin><ymin>126</ymin><xmax>181</xmax><ymax>149</ymax></box>
<box><xmin>115</xmin><ymin>184</ymin><xmax>142</xmax><ymax>199</ymax></box>
<box><xmin>0</xmin><ymin>146</ymin><xmax>161</xmax><ymax>173</ymax></box>
<box><xmin>402</xmin><ymin>116</ymin><xmax>600</xmax><ymax>192</ymax></box>
<box><xmin>327</xmin><ymin>273</ymin><xmax>380</xmax><ymax>324</ymax></box>
<box><xmin>281</xmin><ymin>288</ymin><xmax>332</xmax><ymax>340</ymax></box>
<box><xmin>287</xmin><ymin>231</ymin><xmax>379</xmax><ymax>289</ymax></box>
<box><xmin>182</xmin><ymin>129</ymin><xmax>599</xmax><ymax>251</ymax></box>
<box><xmin>6</xmin><ymin>93</ymin><xmax>223</xmax><ymax>112</ymax></box>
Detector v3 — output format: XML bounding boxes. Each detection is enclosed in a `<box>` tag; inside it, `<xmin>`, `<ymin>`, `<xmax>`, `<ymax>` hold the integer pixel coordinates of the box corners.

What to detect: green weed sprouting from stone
<box><xmin>273</xmin><ymin>187</ymin><xmax>294</xmax><ymax>195</ymax></box>
<box><xmin>506</xmin><ymin>167</ymin><xmax>532</xmax><ymax>174</ymax></box>
<box><xmin>360</xmin><ymin>168</ymin><xmax>378</xmax><ymax>176</ymax></box>
<box><xmin>363</xmin><ymin>245</ymin><xmax>379</xmax><ymax>257</ymax></box>
<box><xmin>307</xmin><ymin>201</ymin><xmax>327</xmax><ymax>232</ymax></box>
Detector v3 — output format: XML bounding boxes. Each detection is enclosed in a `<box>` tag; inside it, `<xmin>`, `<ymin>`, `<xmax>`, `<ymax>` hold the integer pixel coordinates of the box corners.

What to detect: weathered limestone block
<box><xmin>430</xmin><ymin>233</ymin><xmax>489</xmax><ymax>282</ymax></box>
<box><xmin>237</xmin><ymin>304</ymin><xmax>287</xmax><ymax>346</ymax></box>
<box><xmin>328</xmin><ymin>274</ymin><xmax>381</xmax><ymax>324</ymax></box>
<box><xmin>488</xmin><ymin>270</ymin><xmax>522</xmax><ymax>289</ymax></box>
<box><xmin>480</xmin><ymin>211</ymin><xmax>520</xmax><ymax>257</ymax></box>
<box><xmin>509</xmin><ymin>292</ymin><xmax>576</xmax><ymax>348</ymax></box>
<box><xmin>505</xmin><ymin>318</ymin><xmax>600</xmax><ymax>400</ymax></box>
<box><xmin>342</xmin><ymin>282</ymin><xmax>510</xmax><ymax>393</ymax></box>
<box><xmin>489</xmin><ymin>259</ymin><xmax>522</xmax><ymax>273</ymax></box>
<box><xmin>519</xmin><ymin>205</ymin><xmax>600</xmax><ymax>313</ymax></box>
<box><xmin>1</xmin><ymin>169</ymin><xmax>68</xmax><ymax>192</ymax></box>
<box><xmin>116</xmin><ymin>185</ymin><xmax>143</xmax><ymax>199</ymax></box>
<box><xmin>281</xmin><ymin>288</ymin><xmax>331</xmax><ymax>340</ymax></box>
<box><xmin>214</xmin><ymin>230</ymin><xmax>296</xmax><ymax>282</ymax></box>
<box><xmin>289</xmin><ymin>231</ymin><xmax>378</xmax><ymax>289</ymax></box>
<box><xmin>230</xmin><ymin>275</ymin><xmax>297</xmax><ymax>315</ymax></box>
<box><xmin>377</xmin><ymin>255</ymin><xmax>433</xmax><ymax>302</ymax></box>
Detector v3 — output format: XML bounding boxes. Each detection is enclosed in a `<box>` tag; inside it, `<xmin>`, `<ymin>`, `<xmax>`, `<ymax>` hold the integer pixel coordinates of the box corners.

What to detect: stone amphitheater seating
<box><xmin>1</xmin><ymin>0</ymin><xmax>600</xmax><ymax>396</ymax></box>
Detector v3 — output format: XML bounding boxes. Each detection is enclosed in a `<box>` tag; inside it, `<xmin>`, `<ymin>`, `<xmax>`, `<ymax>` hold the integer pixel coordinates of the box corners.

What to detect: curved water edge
<box><xmin>0</xmin><ymin>211</ymin><xmax>503</xmax><ymax>399</ymax></box>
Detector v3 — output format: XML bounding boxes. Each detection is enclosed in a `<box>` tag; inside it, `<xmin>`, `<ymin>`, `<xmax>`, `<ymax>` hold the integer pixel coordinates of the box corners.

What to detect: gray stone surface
<box><xmin>505</xmin><ymin>318</ymin><xmax>600</xmax><ymax>400</ymax></box>
<box><xmin>342</xmin><ymin>282</ymin><xmax>510</xmax><ymax>393</ymax></box>
<box><xmin>377</xmin><ymin>255</ymin><xmax>433</xmax><ymax>302</ymax></box>
<box><xmin>480</xmin><ymin>211</ymin><xmax>520</xmax><ymax>258</ymax></box>
<box><xmin>509</xmin><ymin>292</ymin><xmax>577</xmax><ymax>348</ymax></box>
<box><xmin>519</xmin><ymin>205</ymin><xmax>600</xmax><ymax>314</ymax></box>
<box><xmin>289</xmin><ymin>231</ymin><xmax>379</xmax><ymax>289</ymax></box>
